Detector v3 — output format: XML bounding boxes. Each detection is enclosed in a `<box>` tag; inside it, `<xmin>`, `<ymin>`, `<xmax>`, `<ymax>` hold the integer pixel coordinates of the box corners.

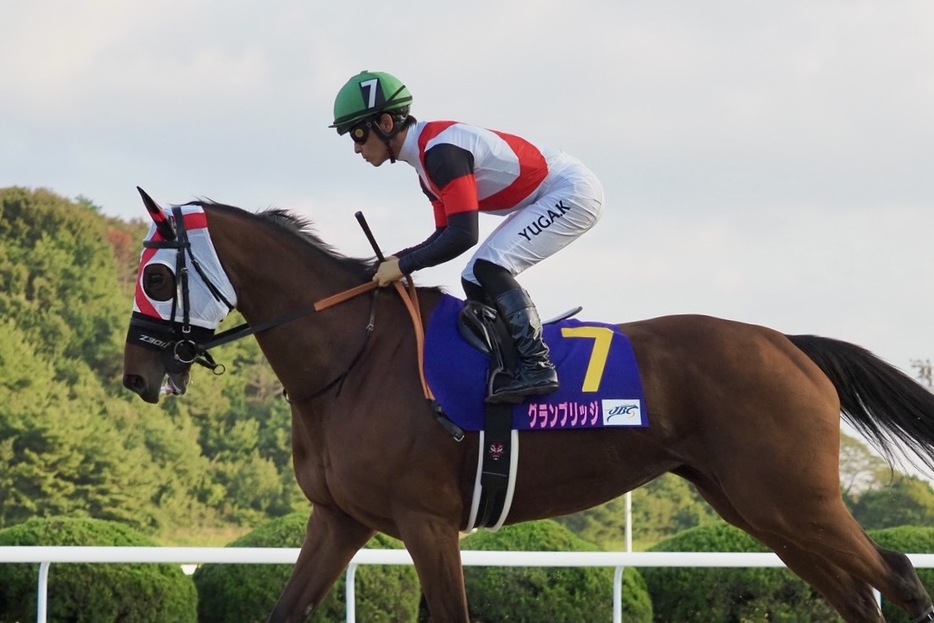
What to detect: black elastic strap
<box><xmin>199</xmin><ymin>304</ymin><xmax>318</xmax><ymax>352</ymax></box>
<box><xmin>185</xmin><ymin>246</ymin><xmax>235</xmax><ymax>311</ymax></box>
<box><xmin>476</xmin><ymin>402</ymin><xmax>514</xmax><ymax>528</ymax></box>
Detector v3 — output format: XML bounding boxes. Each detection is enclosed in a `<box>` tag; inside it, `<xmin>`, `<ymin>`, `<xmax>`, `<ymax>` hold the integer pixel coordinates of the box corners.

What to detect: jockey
<box><xmin>330</xmin><ymin>70</ymin><xmax>604</xmax><ymax>404</ymax></box>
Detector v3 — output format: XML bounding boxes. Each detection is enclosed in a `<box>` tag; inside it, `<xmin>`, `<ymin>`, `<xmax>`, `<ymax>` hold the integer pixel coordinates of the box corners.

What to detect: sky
<box><xmin>2</xmin><ymin>1</ymin><xmax>933</xmax><ymax>474</ymax></box>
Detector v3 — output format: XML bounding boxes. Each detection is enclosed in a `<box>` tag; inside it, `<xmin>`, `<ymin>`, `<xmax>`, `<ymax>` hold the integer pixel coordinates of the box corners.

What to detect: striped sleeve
<box><xmin>424</xmin><ymin>143</ymin><xmax>478</xmax><ymax>220</ymax></box>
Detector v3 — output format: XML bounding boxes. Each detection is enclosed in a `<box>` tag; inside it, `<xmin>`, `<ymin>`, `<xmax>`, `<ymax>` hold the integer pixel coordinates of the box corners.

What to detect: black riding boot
<box><xmin>487</xmin><ymin>287</ymin><xmax>559</xmax><ymax>403</ymax></box>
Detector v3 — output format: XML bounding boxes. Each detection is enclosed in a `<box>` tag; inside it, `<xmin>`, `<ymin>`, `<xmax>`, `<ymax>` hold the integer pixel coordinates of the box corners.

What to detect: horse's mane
<box><xmin>188</xmin><ymin>200</ymin><xmax>445</xmax><ymax>295</ymax></box>
<box><xmin>260</xmin><ymin>208</ymin><xmax>378</xmax><ymax>281</ymax></box>
<box><xmin>187</xmin><ymin>200</ymin><xmax>375</xmax><ymax>282</ymax></box>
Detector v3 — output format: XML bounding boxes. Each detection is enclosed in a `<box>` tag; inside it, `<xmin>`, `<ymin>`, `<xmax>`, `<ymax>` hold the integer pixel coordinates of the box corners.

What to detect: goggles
<box><xmin>349</xmin><ymin>119</ymin><xmax>372</xmax><ymax>145</ymax></box>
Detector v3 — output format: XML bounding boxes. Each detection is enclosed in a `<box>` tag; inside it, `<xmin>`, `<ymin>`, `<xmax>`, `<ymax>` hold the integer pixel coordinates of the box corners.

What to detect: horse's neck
<box><xmin>208</xmin><ymin>210</ymin><xmax>353</xmax><ymax>307</ymax></box>
<box><xmin>208</xmin><ymin>210</ymin><xmax>372</xmax><ymax>389</ymax></box>
<box><xmin>206</xmin><ymin>209</ymin><xmax>452</xmax><ymax>405</ymax></box>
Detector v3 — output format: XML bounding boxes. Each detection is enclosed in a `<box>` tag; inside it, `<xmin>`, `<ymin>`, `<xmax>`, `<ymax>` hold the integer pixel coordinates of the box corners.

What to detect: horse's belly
<box><xmin>497</xmin><ymin>429</ymin><xmax>674</xmax><ymax>521</ymax></box>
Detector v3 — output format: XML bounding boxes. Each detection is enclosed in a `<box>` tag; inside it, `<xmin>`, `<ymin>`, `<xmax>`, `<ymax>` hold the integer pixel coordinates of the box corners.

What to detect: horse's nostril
<box><xmin>123</xmin><ymin>374</ymin><xmax>145</xmax><ymax>393</ymax></box>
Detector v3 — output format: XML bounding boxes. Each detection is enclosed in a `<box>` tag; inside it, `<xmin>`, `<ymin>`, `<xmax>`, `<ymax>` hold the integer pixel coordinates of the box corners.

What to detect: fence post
<box><xmin>345</xmin><ymin>563</ymin><xmax>358</xmax><ymax>623</ymax></box>
<box><xmin>37</xmin><ymin>561</ymin><xmax>51</xmax><ymax>623</ymax></box>
<box><xmin>613</xmin><ymin>565</ymin><xmax>625</xmax><ymax>623</ymax></box>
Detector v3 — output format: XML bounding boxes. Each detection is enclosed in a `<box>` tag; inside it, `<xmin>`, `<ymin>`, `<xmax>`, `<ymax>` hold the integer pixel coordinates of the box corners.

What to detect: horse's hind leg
<box><xmin>684</xmin><ymin>470</ymin><xmax>883</xmax><ymax>621</ymax></box>
<box><xmin>742</xmin><ymin>480</ymin><xmax>930</xmax><ymax>619</ymax></box>
<box><xmin>693</xmin><ymin>458</ymin><xmax>932</xmax><ymax>622</ymax></box>
<box><xmin>759</xmin><ymin>516</ymin><xmax>932</xmax><ymax>622</ymax></box>
<box><xmin>755</xmin><ymin>534</ymin><xmax>882</xmax><ymax>621</ymax></box>
<box><xmin>268</xmin><ymin>505</ymin><xmax>375</xmax><ymax>623</ymax></box>
<box><xmin>873</xmin><ymin>546</ymin><xmax>934</xmax><ymax>621</ymax></box>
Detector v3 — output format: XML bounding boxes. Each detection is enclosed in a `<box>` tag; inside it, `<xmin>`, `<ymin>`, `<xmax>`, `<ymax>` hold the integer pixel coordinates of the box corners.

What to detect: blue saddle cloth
<box><xmin>424</xmin><ymin>295</ymin><xmax>649</xmax><ymax>432</ymax></box>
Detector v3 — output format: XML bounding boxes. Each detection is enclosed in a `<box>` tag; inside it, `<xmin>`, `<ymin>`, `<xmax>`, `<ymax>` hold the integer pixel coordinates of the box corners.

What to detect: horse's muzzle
<box><xmin>123</xmin><ymin>374</ymin><xmax>160</xmax><ymax>404</ymax></box>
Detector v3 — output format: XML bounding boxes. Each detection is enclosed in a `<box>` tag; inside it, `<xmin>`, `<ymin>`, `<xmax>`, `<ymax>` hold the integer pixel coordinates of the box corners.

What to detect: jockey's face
<box><xmin>353</xmin><ymin>114</ymin><xmax>395</xmax><ymax>167</ymax></box>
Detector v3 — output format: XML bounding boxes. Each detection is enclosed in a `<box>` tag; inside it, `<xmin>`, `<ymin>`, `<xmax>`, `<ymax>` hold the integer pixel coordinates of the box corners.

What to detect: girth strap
<box><xmin>473</xmin><ymin>404</ymin><xmax>516</xmax><ymax>530</ymax></box>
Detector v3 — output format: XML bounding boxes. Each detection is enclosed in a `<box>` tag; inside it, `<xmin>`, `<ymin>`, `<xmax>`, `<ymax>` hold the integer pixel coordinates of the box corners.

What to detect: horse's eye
<box><xmin>142</xmin><ymin>265</ymin><xmax>175</xmax><ymax>301</ymax></box>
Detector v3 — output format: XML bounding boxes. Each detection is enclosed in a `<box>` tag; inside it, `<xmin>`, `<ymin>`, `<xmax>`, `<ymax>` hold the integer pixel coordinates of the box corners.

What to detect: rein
<box><xmin>281</xmin><ymin>290</ymin><xmax>378</xmax><ymax>404</ymax></box>
<box><xmin>130</xmin><ymin>206</ymin><xmax>454</xmax><ymax>433</ymax></box>
<box><xmin>308</xmin><ymin>277</ymin><xmax>464</xmax><ymax>440</ymax></box>
<box><xmin>312</xmin><ymin>278</ymin><xmax>436</xmax><ymax>403</ymax></box>
<box><xmin>197</xmin><ymin>278</ymin><xmax>434</xmax><ymax>404</ymax></box>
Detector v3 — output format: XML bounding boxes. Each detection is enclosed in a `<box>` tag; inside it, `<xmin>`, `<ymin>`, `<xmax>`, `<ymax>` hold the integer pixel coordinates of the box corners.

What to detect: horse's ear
<box><xmin>137</xmin><ymin>186</ymin><xmax>176</xmax><ymax>241</ymax></box>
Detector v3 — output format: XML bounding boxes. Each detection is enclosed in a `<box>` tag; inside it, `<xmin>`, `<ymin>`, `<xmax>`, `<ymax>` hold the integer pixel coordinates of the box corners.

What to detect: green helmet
<box><xmin>330</xmin><ymin>70</ymin><xmax>413</xmax><ymax>135</ymax></box>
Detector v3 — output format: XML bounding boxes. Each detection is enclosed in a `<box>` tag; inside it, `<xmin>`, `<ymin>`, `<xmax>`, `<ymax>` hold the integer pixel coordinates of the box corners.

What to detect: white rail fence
<box><xmin>2</xmin><ymin>547</ymin><xmax>933</xmax><ymax>623</ymax></box>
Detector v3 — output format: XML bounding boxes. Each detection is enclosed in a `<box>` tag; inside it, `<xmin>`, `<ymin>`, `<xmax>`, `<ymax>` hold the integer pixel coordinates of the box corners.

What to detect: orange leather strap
<box><xmin>393</xmin><ymin>279</ymin><xmax>435</xmax><ymax>401</ymax></box>
<box><xmin>314</xmin><ymin>279</ymin><xmax>434</xmax><ymax>401</ymax></box>
<box><xmin>313</xmin><ymin>281</ymin><xmax>378</xmax><ymax>311</ymax></box>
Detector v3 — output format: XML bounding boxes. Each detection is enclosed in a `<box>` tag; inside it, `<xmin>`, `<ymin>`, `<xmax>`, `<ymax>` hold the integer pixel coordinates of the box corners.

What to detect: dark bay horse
<box><xmin>122</xmin><ymin>190</ymin><xmax>934</xmax><ymax>623</ymax></box>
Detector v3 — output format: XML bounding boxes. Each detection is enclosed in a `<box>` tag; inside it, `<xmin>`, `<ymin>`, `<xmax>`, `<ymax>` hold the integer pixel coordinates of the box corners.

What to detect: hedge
<box><xmin>0</xmin><ymin>517</ymin><xmax>196</xmax><ymax>623</ymax></box>
<box><xmin>193</xmin><ymin>511</ymin><xmax>420</xmax><ymax>622</ymax></box>
<box><xmin>460</xmin><ymin>520</ymin><xmax>652</xmax><ymax>623</ymax></box>
<box><xmin>643</xmin><ymin>522</ymin><xmax>840</xmax><ymax>622</ymax></box>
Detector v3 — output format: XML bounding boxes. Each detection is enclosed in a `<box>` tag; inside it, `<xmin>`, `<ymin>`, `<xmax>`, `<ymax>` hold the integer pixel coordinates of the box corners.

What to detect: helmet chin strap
<box><xmin>382</xmin><ymin>138</ymin><xmax>398</xmax><ymax>164</ymax></box>
<box><xmin>373</xmin><ymin>115</ymin><xmax>400</xmax><ymax>163</ymax></box>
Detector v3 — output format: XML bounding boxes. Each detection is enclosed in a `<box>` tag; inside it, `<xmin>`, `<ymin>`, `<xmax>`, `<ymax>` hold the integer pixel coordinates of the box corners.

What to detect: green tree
<box><xmin>839</xmin><ymin>433</ymin><xmax>891</xmax><ymax>498</ymax></box>
<box><xmin>0</xmin><ymin>188</ymin><xmax>230</xmax><ymax>535</ymax></box>
<box><xmin>850</xmin><ymin>475</ymin><xmax>934</xmax><ymax>529</ymax></box>
<box><xmin>158</xmin><ymin>329</ymin><xmax>303</xmax><ymax>525</ymax></box>
<box><xmin>0</xmin><ymin>318</ymin><xmax>165</xmax><ymax>530</ymax></box>
<box><xmin>0</xmin><ymin>186</ymin><xmax>308</xmax><ymax>539</ymax></box>
<box><xmin>0</xmin><ymin>187</ymin><xmax>126</xmax><ymax>377</ymax></box>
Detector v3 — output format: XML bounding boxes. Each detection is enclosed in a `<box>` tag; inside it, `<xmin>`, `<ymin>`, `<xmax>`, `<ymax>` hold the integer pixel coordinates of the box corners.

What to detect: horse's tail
<box><xmin>787</xmin><ymin>334</ymin><xmax>934</xmax><ymax>474</ymax></box>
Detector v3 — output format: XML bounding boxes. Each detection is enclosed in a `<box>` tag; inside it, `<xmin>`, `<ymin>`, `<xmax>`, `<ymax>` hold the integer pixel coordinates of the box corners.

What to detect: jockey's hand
<box><xmin>373</xmin><ymin>257</ymin><xmax>404</xmax><ymax>287</ymax></box>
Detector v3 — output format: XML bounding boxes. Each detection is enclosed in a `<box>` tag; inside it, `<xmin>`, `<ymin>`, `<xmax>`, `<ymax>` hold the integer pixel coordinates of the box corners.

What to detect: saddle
<box><xmin>457</xmin><ymin>301</ymin><xmax>581</xmax><ymax>530</ymax></box>
<box><xmin>458</xmin><ymin>300</ymin><xmax>583</xmax><ymax>387</ymax></box>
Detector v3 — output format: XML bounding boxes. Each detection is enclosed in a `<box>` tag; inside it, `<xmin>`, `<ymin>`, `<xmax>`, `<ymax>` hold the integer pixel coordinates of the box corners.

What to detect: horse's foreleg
<box><xmin>398</xmin><ymin>514</ymin><xmax>470</xmax><ymax>623</ymax></box>
<box><xmin>268</xmin><ymin>505</ymin><xmax>375</xmax><ymax>623</ymax></box>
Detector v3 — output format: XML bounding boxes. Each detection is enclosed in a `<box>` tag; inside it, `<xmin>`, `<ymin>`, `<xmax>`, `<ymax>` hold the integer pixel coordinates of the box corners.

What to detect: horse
<box><xmin>122</xmin><ymin>188</ymin><xmax>934</xmax><ymax>623</ymax></box>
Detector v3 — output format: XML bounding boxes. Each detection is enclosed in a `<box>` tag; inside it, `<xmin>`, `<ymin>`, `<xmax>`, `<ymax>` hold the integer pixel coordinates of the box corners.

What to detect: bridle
<box><xmin>127</xmin><ymin>197</ymin><xmax>462</xmax><ymax>437</ymax></box>
<box><xmin>126</xmin><ymin>205</ymin><xmax>378</xmax><ymax>398</ymax></box>
<box><xmin>126</xmin><ymin>205</ymin><xmax>236</xmax><ymax>374</ymax></box>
